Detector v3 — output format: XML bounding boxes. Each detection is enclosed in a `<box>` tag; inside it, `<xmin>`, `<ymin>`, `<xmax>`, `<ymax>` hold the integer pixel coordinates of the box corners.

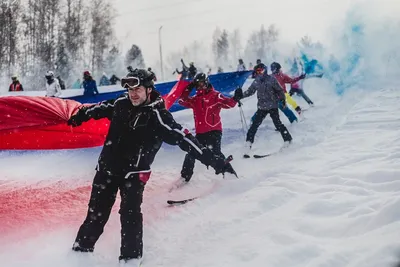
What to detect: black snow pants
<box><xmin>73</xmin><ymin>170</ymin><xmax>145</xmax><ymax>261</ymax></box>
<box><xmin>181</xmin><ymin>130</ymin><xmax>226</xmax><ymax>181</ymax></box>
<box><xmin>246</xmin><ymin>108</ymin><xmax>292</xmax><ymax>144</ymax></box>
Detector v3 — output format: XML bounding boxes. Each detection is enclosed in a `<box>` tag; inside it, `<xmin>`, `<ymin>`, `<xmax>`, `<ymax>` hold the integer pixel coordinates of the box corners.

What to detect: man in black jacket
<box><xmin>68</xmin><ymin>68</ymin><xmax>236</xmax><ymax>266</ymax></box>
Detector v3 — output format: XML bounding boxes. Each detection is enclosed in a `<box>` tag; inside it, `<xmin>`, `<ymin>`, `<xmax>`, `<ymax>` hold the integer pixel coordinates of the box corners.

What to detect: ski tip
<box><xmin>167</xmin><ymin>198</ymin><xmax>196</xmax><ymax>205</ymax></box>
<box><xmin>253</xmin><ymin>154</ymin><xmax>272</xmax><ymax>158</ymax></box>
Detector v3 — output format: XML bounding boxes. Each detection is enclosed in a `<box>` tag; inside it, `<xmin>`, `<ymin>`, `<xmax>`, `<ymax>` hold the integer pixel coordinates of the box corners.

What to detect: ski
<box><xmin>167</xmin><ymin>155</ymin><xmax>234</xmax><ymax>205</ymax></box>
<box><xmin>167</xmin><ymin>197</ymin><xmax>198</xmax><ymax>205</ymax></box>
<box><xmin>253</xmin><ymin>153</ymin><xmax>273</xmax><ymax>158</ymax></box>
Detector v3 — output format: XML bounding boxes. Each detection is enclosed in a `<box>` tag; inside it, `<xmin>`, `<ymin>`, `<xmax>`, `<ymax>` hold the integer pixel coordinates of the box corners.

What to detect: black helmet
<box><xmin>124</xmin><ymin>68</ymin><xmax>155</xmax><ymax>88</ymax></box>
<box><xmin>270</xmin><ymin>62</ymin><xmax>281</xmax><ymax>73</ymax></box>
<box><xmin>193</xmin><ymin>73</ymin><xmax>210</xmax><ymax>88</ymax></box>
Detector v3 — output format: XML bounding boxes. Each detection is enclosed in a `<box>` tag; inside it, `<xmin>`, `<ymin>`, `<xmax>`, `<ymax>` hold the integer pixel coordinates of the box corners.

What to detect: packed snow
<box><xmin>1</xmin><ymin>75</ymin><xmax>400</xmax><ymax>266</ymax></box>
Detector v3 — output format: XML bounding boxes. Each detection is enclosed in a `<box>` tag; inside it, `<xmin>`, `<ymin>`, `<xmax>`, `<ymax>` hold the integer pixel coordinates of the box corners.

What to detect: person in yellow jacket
<box><xmin>270</xmin><ymin>62</ymin><xmax>306</xmax><ymax>115</ymax></box>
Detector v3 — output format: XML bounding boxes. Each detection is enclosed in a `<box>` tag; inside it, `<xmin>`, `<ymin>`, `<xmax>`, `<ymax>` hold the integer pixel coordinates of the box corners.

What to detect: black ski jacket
<box><xmin>75</xmin><ymin>91</ymin><xmax>222</xmax><ymax>177</ymax></box>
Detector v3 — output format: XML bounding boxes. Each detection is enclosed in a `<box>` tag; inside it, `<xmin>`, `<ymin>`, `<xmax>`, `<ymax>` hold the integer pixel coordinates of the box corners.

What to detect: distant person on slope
<box><xmin>176</xmin><ymin>73</ymin><xmax>239</xmax><ymax>187</ymax></box>
<box><xmin>99</xmin><ymin>73</ymin><xmax>111</xmax><ymax>86</ymax></box>
<box><xmin>109</xmin><ymin>74</ymin><xmax>121</xmax><ymax>85</ymax></box>
<box><xmin>44</xmin><ymin>71</ymin><xmax>62</xmax><ymax>97</ymax></box>
<box><xmin>82</xmin><ymin>71</ymin><xmax>99</xmax><ymax>96</ymax></box>
<box><xmin>234</xmin><ymin>70</ymin><xmax>293</xmax><ymax>158</ymax></box>
<box><xmin>237</xmin><ymin>59</ymin><xmax>247</xmax><ymax>71</ymax></box>
<box><xmin>270</xmin><ymin>62</ymin><xmax>306</xmax><ymax>115</ymax></box>
<box><xmin>67</xmin><ymin>69</ymin><xmax>237</xmax><ymax>266</ymax></box>
<box><xmin>187</xmin><ymin>61</ymin><xmax>197</xmax><ymax>79</ymax></box>
<box><xmin>9</xmin><ymin>75</ymin><xmax>24</xmax><ymax>92</ymax></box>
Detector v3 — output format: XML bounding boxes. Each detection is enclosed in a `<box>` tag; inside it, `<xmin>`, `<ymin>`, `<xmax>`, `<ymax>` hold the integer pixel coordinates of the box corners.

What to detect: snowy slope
<box><xmin>1</xmin><ymin>76</ymin><xmax>399</xmax><ymax>266</ymax></box>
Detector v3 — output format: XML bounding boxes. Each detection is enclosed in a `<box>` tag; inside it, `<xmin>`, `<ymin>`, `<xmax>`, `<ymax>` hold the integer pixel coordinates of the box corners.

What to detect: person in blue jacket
<box><xmin>83</xmin><ymin>71</ymin><xmax>99</xmax><ymax>96</ymax></box>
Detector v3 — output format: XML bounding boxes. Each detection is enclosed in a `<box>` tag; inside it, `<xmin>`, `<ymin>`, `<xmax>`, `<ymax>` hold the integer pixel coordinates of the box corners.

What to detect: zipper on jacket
<box><xmin>133</xmin><ymin>113</ymin><xmax>141</xmax><ymax>127</ymax></box>
<box><xmin>135</xmin><ymin>147</ymin><xmax>143</xmax><ymax>167</ymax></box>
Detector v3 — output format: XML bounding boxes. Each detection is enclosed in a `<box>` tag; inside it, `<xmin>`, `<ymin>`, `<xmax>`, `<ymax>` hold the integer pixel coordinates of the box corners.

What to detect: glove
<box><xmin>299</xmin><ymin>73</ymin><xmax>306</xmax><ymax>79</ymax></box>
<box><xmin>211</xmin><ymin>154</ymin><xmax>237</xmax><ymax>177</ymax></box>
<box><xmin>214</xmin><ymin>158</ymin><xmax>237</xmax><ymax>178</ymax></box>
<box><xmin>67</xmin><ymin>108</ymin><xmax>87</xmax><ymax>127</ymax></box>
<box><xmin>233</xmin><ymin>87</ymin><xmax>243</xmax><ymax>102</ymax></box>
<box><xmin>186</xmin><ymin>82</ymin><xmax>195</xmax><ymax>92</ymax></box>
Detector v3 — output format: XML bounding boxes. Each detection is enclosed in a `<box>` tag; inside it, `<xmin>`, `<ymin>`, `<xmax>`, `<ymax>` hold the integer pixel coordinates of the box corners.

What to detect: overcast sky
<box><xmin>112</xmin><ymin>0</ymin><xmax>400</xmax><ymax>64</ymax></box>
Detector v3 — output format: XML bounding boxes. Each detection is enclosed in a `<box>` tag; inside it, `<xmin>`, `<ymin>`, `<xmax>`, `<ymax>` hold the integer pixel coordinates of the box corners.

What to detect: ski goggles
<box><xmin>121</xmin><ymin>77</ymin><xmax>141</xmax><ymax>90</ymax></box>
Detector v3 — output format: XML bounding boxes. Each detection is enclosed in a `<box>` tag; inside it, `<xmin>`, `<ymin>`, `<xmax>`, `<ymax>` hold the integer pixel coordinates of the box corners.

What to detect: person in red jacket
<box><xmin>271</xmin><ymin>62</ymin><xmax>305</xmax><ymax>115</ymax></box>
<box><xmin>8</xmin><ymin>75</ymin><xmax>24</xmax><ymax>92</ymax></box>
<box><xmin>177</xmin><ymin>73</ymin><xmax>239</xmax><ymax>183</ymax></box>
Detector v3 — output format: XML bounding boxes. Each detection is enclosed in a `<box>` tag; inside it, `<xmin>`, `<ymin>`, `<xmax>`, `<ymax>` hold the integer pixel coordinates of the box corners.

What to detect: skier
<box><xmin>251</xmin><ymin>59</ymin><xmax>267</xmax><ymax>78</ymax></box>
<box><xmin>251</xmin><ymin>65</ymin><xmax>298</xmax><ymax>124</ymax></box>
<box><xmin>187</xmin><ymin>62</ymin><xmax>197</xmax><ymax>79</ymax></box>
<box><xmin>270</xmin><ymin>62</ymin><xmax>306</xmax><ymax>115</ymax></box>
<box><xmin>82</xmin><ymin>71</ymin><xmax>99</xmax><ymax>96</ymax></box>
<box><xmin>176</xmin><ymin>73</ymin><xmax>238</xmax><ymax>185</ymax></box>
<box><xmin>234</xmin><ymin>70</ymin><xmax>292</xmax><ymax>158</ymax></box>
<box><xmin>44</xmin><ymin>71</ymin><xmax>62</xmax><ymax>97</ymax></box>
<box><xmin>289</xmin><ymin>58</ymin><xmax>316</xmax><ymax>106</ymax></box>
<box><xmin>67</xmin><ymin>69</ymin><xmax>236</xmax><ymax>266</ymax></box>
<box><xmin>8</xmin><ymin>75</ymin><xmax>23</xmax><ymax>91</ymax></box>
<box><xmin>109</xmin><ymin>74</ymin><xmax>121</xmax><ymax>85</ymax></box>
<box><xmin>99</xmin><ymin>72</ymin><xmax>111</xmax><ymax>86</ymax></box>
<box><xmin>237</xmin><ymin>59</ymin><xmax>246</xmax><ymax>71</ymax></box>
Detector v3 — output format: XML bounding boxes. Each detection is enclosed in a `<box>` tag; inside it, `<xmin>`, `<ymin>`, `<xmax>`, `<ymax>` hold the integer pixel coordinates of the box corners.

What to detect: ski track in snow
<box><xmin>1</xmin><ymin>79</ymin><xmax>400</xmax><ymax>267</ymax></box>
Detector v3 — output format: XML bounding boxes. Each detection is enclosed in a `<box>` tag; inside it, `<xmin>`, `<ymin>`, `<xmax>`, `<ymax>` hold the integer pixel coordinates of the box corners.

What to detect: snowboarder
<box><xmin>82</xmin><ymin>71</ymin><xmax>99</xmax><ymax>96</ymax></box>
<box><xmin>8</xmin><ymin>75</ymin><xmax>23</xmax><ymax>91</ymax></box>
<box><xmin>45</xmin><ymin>71</ymin><xmax>62</xmax><ymax>97</ymax></box>
<box><xmin>234</xmin><ymin>70</ymin><xmax>292</xmax><ymax>158</ymax></box>
<box><xmin>270</xmin><ymin>62</ymin><xmax>306</xmax><ymax>115</ymax></box>
<box><xmin>67</xmin><ymin>68</ymin><xmax>236</xmax><ymax>266</ymax></box>
<box><xmin>177</xmin><ymin>73</ymin><xmax>238</xmax><ymax>185</ymax></box>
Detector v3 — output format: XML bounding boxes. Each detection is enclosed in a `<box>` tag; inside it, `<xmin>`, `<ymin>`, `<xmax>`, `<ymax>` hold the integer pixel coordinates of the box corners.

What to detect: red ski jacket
<box><xmin>178</xmin><ymin>86</ymin><xmax>237</xmax><ymax>134</ymax></box>
<box><xmin>272</xmin><ymin>72</ymin><xmax>302</xmax><ymax>93</ymax></box>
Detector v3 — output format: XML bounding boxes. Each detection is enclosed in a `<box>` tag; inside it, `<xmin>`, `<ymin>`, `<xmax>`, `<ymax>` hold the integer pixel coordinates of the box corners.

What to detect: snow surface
<box><xmin>1</xmin><ymin>75</ymin><xmax>400</xmax><ymax>266</ymax></box>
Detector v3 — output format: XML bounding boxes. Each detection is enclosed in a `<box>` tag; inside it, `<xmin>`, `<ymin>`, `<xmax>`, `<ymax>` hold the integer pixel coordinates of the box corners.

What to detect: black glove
<box><xmin>67</xmin><ymin>108</ymin><xmax>87</xmax><ymax>127</ymax></box>
<box><xmin>299</xmin><ymin>73</ymin><xmax>306</xmax><ymax>79</ymax></box>
<box><xmin>214</xmin><ymin>157</ymin><xmax>237</xmax><ymax>178</ymax></box>
<box><xmin>233</xmin><ymin>87</ymin><xmax>243</xmax><ymax>102</ymax></box>
<box><xmin>186</xmin><ymin>82</ymin><xmax>195</xmax><ymax>92</ymax></box>
<box><xmin>200</xmin><ymin>148</ymin><xmax>236</xmax><ymax>176</ymax></box>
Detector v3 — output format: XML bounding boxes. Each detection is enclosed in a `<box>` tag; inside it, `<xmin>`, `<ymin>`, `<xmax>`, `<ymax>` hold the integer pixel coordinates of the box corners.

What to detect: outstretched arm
<box><xmin>155</xmin><ymin>107</ymin><xmax>236</xmax><ymax>175</ymax></box>
<box><xmin>242</xmin><ymin>79</ymin><xmax>259</xmax><ymax>98</ymax></box>
<box><xmin>216</xmin><ymin>93</ymin><xmax>237</xmax><ymax>109</ymax></box>
<box><xmin>178</xmin><ymin>83</ymin><xmax>195</xmax><ymax>108</ymax></box>
<box><xmin>68</xmin><ymin>94</ymin><xmax>126</xmax><ymax>126</ymax></box>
